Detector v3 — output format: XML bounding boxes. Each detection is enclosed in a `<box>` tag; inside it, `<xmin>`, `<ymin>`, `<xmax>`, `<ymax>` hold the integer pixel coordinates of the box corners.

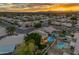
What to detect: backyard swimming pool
<box><xmin>48</xmin><ymin>36</ymin><xmax>55</xmax><ymax>43</ymax></box>
<box><xmin>56</xmin><ymin>42</ymin><xmax>69</xmax><ymax>49</ymax></box>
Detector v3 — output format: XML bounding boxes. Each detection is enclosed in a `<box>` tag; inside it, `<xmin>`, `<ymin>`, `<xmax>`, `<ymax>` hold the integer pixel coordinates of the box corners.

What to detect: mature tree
<box><xmin>15</xmin><ymin>32</ymin><xmax>47</xmax><ymax>55</ymax></box>
<box><xmin>24</xmin><ymin>33</ymin><xmax>42</xmax><ymax>45</ymax></box>
<box><xmin>33</xmin><ymin>22</ymin><xmax>42</xmax><ymax>28</ymax></box>
<box><xmin>6</xmin><ymin>26</ymin><xmax>16</xmax><ymax>35</ymax></box>
<box><xmin>0</xmin><ymin>19</ymin><xmax>3</xmax><ymax>23</ymax></box>
<box><xmin>70</xmin><ymin>16</ymin><xmax>77</xmax><ymax>32</ymax></box>
<box><xmin>13</xmin><ymin>21</ymin><xmax>18</xmax><ymax>25</ymax></box>
<box><xmin>70</xmin><ymin>16</ymin><xmax>77</xmax><ymax>26</ymax></box>
<box><xmin>15</xmin><ymin>39</ymin><xmax>35</xmax><ymax>55</ymax></box>
<box><xmin>15</xmin><ymin>32</ymin><xmax>42</xmax><ymax>55</ymax></box>
<box><xmin>48</xmin><ymin>20</ymin><xmax>51</xmax><ymax>25</ymax></box>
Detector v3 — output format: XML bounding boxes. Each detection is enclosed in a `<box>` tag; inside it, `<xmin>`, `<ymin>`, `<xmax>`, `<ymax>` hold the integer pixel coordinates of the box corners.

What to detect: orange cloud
<box><xmin>0</xmin><ymin>3</ymin><xmax>79</xmax><ymax>12</ymax></box>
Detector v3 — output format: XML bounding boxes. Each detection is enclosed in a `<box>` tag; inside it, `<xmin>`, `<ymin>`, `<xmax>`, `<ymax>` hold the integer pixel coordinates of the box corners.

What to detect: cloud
<box><xmin>0</xmin><ymin>3</ymin><xmax>79</xmax><ymax>12</ymax></box>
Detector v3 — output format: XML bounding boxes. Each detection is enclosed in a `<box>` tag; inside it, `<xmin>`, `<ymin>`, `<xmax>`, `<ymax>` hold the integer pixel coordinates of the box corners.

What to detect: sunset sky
<box><xmin>0</xmin><ymin>3</ymin><xmax>79</xmax><ymax>12</ymax></box>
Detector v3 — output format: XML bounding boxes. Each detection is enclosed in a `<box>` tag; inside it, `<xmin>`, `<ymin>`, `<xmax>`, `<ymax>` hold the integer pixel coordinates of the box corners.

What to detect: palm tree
<box><xmin>6</xmin><ymin>26</ymin><xmax>16</xmax><ymax>35</ymax></box>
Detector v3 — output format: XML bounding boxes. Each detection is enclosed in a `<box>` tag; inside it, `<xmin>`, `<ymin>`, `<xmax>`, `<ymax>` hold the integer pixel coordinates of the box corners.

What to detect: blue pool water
<box><xmin>56</xmin><ymin>42</ymin><xmax>69</xmax><ymax>49</ymax></box>
<box><xmin>56</xmin><ymin>42</ymin><xmax>65</xmax><ymax>49</ymax></box>
<box><xmin>0</xmin><ymin>45</ymin><xmax>15</xmax><ymax>54</ymax></box>
<box><xmin>48</xmin><ymin>36</ymin><xmax>55</xmax><ymax>43</ymax></box>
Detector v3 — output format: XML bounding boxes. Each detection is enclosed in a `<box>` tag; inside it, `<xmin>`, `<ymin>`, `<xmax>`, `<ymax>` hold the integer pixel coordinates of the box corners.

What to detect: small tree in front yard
<box><xmin>33</xmin><ymin>22</ymin><xmax>42</xmax><ymax>28</ymax></box>
<box><xmin>70</xmin><ymin>16</ymin><xmax>77</xmax><ymax>32</ymax></box>
<box><xmin>6</xmin><ymin>26</ymin><xmax>16</xmax><ymax>35</ymax></box>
